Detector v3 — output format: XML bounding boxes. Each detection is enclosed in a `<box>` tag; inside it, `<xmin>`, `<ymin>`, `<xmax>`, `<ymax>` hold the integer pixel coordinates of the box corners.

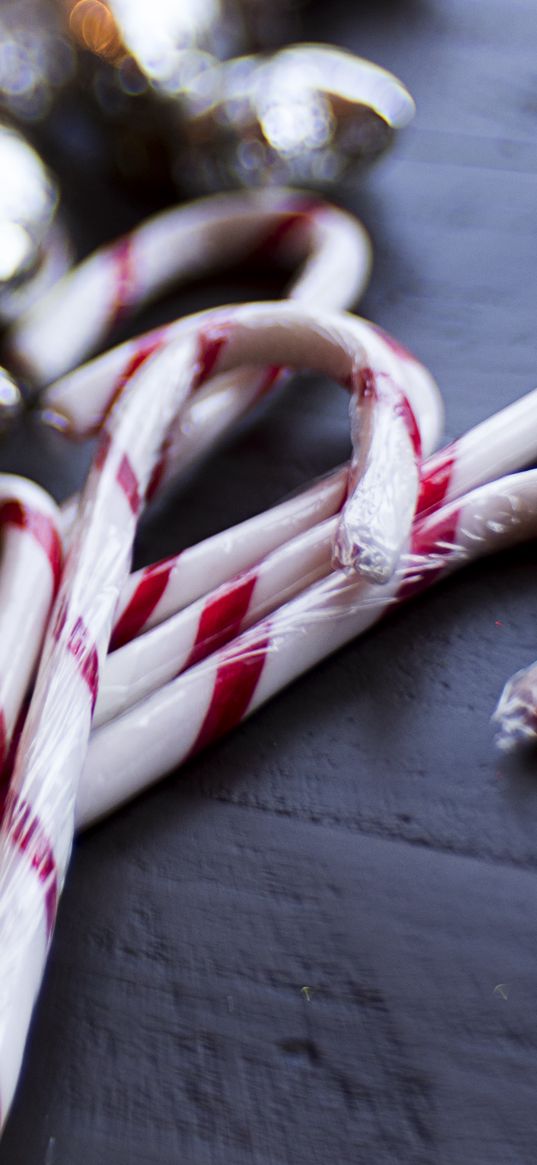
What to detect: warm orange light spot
<box><xmin>68</xmin><ymin>0</ymin><xmax>125</xmax><ymax>63</ymax></box>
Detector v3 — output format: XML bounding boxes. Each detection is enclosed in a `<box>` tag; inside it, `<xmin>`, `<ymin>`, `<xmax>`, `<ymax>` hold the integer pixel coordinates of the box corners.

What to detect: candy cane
<box><xmin>9</xmin><ymin>187</ymin><xmax>371</xmax><ymax>388</ymax></box>
<box><xmin>100</xmin><ymin>376</ymin><xmax>537</xmax><ymax>727</ymax></box>
<box><xmin>101</xmin><ymin>369</ymin><xmax>537</xmax><ymax>760</ymax></box>
<box><xmin>96</xmin><ymin>515</ymin><xmax>337</xmax><ymax>727</ymax></box>
<box><xmin>109</xmin><ymin>380</ymin><xmax>537</xmax><ymax>646</ymax></box>
<box><xmin>0</xmin><ymin>300</ymin><xmax>440</xmax><ymax>1128</ymax></box>
<box><xmin>417</xmin><ymin>382</ymin><xmax>537</xmax><ymax>513</ymax></box>
<box><xmin>79</xmin><ymin>467</ymin><xmax>537</xmax><ymax>829</ymax></box>
<box><xmin>25</xmin><ymin>189</ymin><xmax>371</xmax><ymax>505</ymax></box>
<box><xmin>46</xmin><ymin>302</ymin><xmax>442</xmax><ymax>582</ymax></box>
<box><xmin>0</xmin><ymin>477</ymin><xmax>62</xmax><ymax>785</ymax></box>
<box><xmin>111</xmin><ymin>463</ymin><xmax>349</xmax><ymax>648</ymax></box>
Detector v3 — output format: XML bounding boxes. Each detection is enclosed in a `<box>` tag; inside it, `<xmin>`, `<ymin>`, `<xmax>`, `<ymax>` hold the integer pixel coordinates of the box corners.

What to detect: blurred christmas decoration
<box><xmin>177</xmin><ymin>45</ymin><xmax>415</xmax><ymax>192</ymax></box>
<box><xmin>0</xmin><ymin>0</ymin><xmax>74</xmax><ymax>122</ymax></box>
<box><xmin>65</xmin><ymin>0</ymin><xmax>305</xmax><ymax>85</ymax></box>
<box><xmin>60</xmin><ymin>0</ymin><xmax>308</xmax><ymax>184</ymax></box>
<box><xmin>61</xmin><ymin>0</ymin><xmax>414</xmax><ymax>194</ymax></box>
<box><xmin>0</xmin><ymin>122</ymin><xmax>70</xmax><ymax>327</ymax></box>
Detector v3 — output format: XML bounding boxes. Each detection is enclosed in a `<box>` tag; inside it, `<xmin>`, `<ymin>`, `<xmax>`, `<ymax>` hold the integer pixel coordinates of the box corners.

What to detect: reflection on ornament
<box><xmin>177</xmin><ymin>45</ymin><xmax>415</xmax><ymax>192</ymax></box>
<box><xmin>0</xmin><ymin>123</ymin><xmax>70</xmax><ymax>326</ymax></box>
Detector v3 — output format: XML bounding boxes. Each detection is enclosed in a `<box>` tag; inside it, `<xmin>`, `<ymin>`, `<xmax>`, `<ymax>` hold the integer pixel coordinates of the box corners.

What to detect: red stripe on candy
<box><xmin>96</xmin><ymin>435</ymin><xmax>141</xmax><ymax>512</ymax></box>
<box><xmin>116</xmin><ymin>454</ymin><xmax>140</xmax><ymax>514</ymax></box>
<box><xmin>185</xmin><ymin>574</ymin><xmax>257</xmax><ymax>670</ymax></box>
<box><xmin>146</xmin><ymin>425</ymin><xmax>177</xmax><ymax>502</ymax></box>
<box><xmin>255</xmin><ymin>365</ymin><xmax>281</xmax><ymax>399</ymax></box>
<box><xmin>67</xmin><ymin>617</ymin><xmax>99</xmax><ymax>713</ymax></box>
<box><xmin>343</xmin><ymin>366</ymin><xmax>378</xmax><ymax>396</ymax></box>
<box><xmin>0</xmin><ymin>699</ymin><xmax>30</xmax><ymax>821</ymax></box>
<box><xmin>110</xmin><ymin>560</ymin><xmax>175</xmax><ymax>650</ymax></box>
<box><xmin>0</xmin><ymin>500</ymin><xmax>63</xmax><ymax>591</ymax></box>
<box><xmin>418</xmin><ymin>448</ymin><xmax>456</xmax><ymax>514</ymax></box>
<box><xmin>111</xmin><ymin>236</ymin><xmax>135</xmax><ymax>322</ymax></box>
<box><xmin>95</xmin><ymin>334</ymin><xmax>164</xmax><ymax>433</ymax></box>
<box><xmin>394</xmin><ymin>393</ymin><xmax>422</xmax><ymax>459</ymax></box>
<box><xmin>190</xmin><ymin>631</ymin><xmax>269</xmax><ymax>756</ymax></box>
<box><xmin>0</xmin><ymin>709</ymin><xmax>6</xmax><ymax>788</ymax></box>
<box><xmin>401</xmin><ymin>506</ymin><xmax>462</xmax><ymax>600</ymax></box>
<box><xmin>193</xmin><ymin>326</ymin><xmax>229</xmax><ymax>390</ymax></box>
<box><xmin>94</xmin><ymin>428</ymin><xmax>112</xmax><ymax>471</ymax></box>
<box><xmin>146</xmin><ymin>455</ymin><xmax>166</xmax><ymax>502</ymax></box>
<box><xmin>6</xmin><ymin>794</ymin><xmax>58</xmax><ymax>940</ymax></box>
<box><xmin>250</xmin><ymin>201</ymin><xmax>321</xmax><ymax>263</ymax></box>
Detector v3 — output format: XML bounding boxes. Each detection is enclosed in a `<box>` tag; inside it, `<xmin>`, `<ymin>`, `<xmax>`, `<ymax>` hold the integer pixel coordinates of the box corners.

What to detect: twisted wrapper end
<box><xmin>492</xmin><ymin>666</ymin><xmax>537</xmax><ymax>752</ymax></box>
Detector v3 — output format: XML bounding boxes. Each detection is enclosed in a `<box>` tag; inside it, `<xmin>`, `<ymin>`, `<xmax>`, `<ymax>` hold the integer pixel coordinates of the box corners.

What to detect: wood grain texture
<box><xmin>3</xmin><ymin>1</ymin><xmax>537</xmax><ymax>1161</ymax></box>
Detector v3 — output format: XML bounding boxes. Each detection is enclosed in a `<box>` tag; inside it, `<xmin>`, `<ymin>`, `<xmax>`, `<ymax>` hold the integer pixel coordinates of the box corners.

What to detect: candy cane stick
<box><xmin>107</xmin><ymin>381</ymin><xmax>537</xmax><ymax>648</ymax></box>
<box><xmin>103</xmin><ymin>374</ymin><xmax>537</xmax><ymax>737</ymax></box>
<box><xmin>9</xmin><ymin>188</ymin><xmax>371</xmax><ymax>388</ymax></box>
<box><xmin>0</xmin><ymin>328</ymin><xmax>203</xmax><ymax>1125</ymax></box>
<box><xmin>78</xmin><ymin>467</ymin><xmax>537</xmax><ymax>829</ymax></box>
<box><xmin>46</xmin><ymin>302</ymin><xmax>443</xmax><ymax>582</ymax></box>
<box><xmin>0</xmin><ymin>300</ymin><xmax>440</xmax><ymax>1127</ymax></box>
<box><xmin>104</xmin><ymin>366</ymin><xmax>537</xmax><ymax>719</ymax></box>
<box><xmin>0</xmin><ymin>477</ymin><xmax>62</xmax><ymax>782</ymax></box>
<box><xmin>111</xmin><ymin>463</ymin><xmax>349</xmax><ymax>648</ymax></box>
<box><xmin>96</xmin><ymin>515</ymin><xmax>337</xmax><ymax>727</ymax></box>
<box><xmin>30</xmin><ymin>189</ymin><xmax>370</xmax><ymax>507</ymax></box>
<box><xmin>417</xmin><ymin>382</ymin><xmax>537</xmax><ymax>513</ymax></box>
<box><xmin>99</xmin><ymin>384</ymin><xmax>537</xmax><ymax>727</ymax></box>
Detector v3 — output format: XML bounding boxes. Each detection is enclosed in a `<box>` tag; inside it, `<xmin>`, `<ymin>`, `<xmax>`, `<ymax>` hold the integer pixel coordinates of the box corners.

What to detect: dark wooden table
<box><xmin>3</xmin><ymin>2</ymin><xmax>537</xmax><ymax>1161</ymax></box>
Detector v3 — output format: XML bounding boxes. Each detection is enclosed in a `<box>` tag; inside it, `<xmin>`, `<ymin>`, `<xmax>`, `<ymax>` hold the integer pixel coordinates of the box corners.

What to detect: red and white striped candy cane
<box><xmin>99</xmin><ymin>374</ymin><xmax>537</xmax><ymax>728</ymax></box>
<box><xmin>96</xmin><ymin>515</ymin><xmax>338</xmax><ymax>727</ymax></box>
<box><xmin>46</xmin><ymin>302</ymin><xmax>443</xmax><ymax>581</ymax></box>
<box><xmin>78</xmin><ymin>467</ymin><xmax>537</xmax><ymax>828</ymax></box>
<box><xmin>417</xmin><ymin>382</ymin><xmax>537</xmax><ymax>513</ymax></box>
<box><xmin>0</xmin><ymin>477</ymin><xmax>62</xmax><ymax>785</ymax></box>
<box><xmin>10</xmin><ymin>187</ymin><xmax>371</xmax><ymax>388</ymax></box>
<box><xmin>110</xmin><ymin>382</ymin><xmax>537</xmax><ymax>647</ymax></box>
<box><xmin>0</xmin><ymin>300</ymin><xmax>440</xmax><ymax>1126</ymax></box>
<box><xmin>99</xmin><ymin>376</ymin><xmax>537</xmax><ymax>761</ymax></box>
<box><xmin>28</xmin><ymin>189</ymin><xmax>371</xmax><ymax>504</ymax></box>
